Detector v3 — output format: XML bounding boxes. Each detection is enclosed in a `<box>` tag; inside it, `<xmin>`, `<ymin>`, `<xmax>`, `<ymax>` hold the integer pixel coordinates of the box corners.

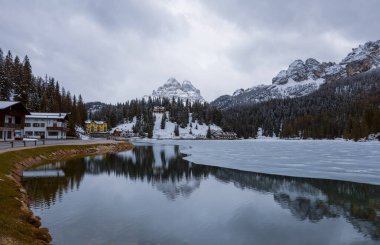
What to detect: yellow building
<box><xmin>85</xmin><ymin>120</ymin><xmax>108</xmax><ymax>133</ymax></box>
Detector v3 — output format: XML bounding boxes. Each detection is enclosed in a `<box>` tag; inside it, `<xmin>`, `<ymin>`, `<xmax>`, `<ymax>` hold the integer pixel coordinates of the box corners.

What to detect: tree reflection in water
<box><xmin>23</xmin><ymin>144</ymin><xmax>380</xmax><ymax>240</ymax></box>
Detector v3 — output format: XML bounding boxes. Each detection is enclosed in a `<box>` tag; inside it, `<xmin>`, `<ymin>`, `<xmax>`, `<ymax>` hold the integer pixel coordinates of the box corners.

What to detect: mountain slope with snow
<box><xmin>212</xmin><ymin>40</ymin><xmax>380</xmax><ymax>109</ymax></box>
<box><xmin>144</xmin><ymin>78</ymin><xmax>205</xmax><ymax>103</ymax></box>
<box><xmin>111</xmin><ymin>112</ymin><xmax>221</xmax><ymax>139</ymax></box>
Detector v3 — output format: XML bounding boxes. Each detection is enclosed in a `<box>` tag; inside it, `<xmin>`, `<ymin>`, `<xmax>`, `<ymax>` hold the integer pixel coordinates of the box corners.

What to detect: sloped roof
<box><xmin>0</xmin><ymin>101</ymin><xmax>19</xmax><ymax>109</ymax></box>
<box><xmin>26</xmin><ymin>112</ymin><xmax>68</xmax><ymax>120</ymax></box>
<box><xmin>0</xmin><ymin>101</ymin><xmax>30</xmax><ymax>114</ymax></box>
<box><xmin>85</xmin><ymin>120</ymin><xmax>107</xmax><ymax>124</ymax></box>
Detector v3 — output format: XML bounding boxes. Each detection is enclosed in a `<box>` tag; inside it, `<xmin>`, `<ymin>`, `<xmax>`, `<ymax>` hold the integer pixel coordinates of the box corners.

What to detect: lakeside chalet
<box><xmin>24</xmin><ymin>112</ymin><xmax>69</xmax><ymax>139</ymax></box>
<box><xmin>211</xmin><ymin>130</ymin><xmax>238</xmax><ymax>140</ymax></box>
<box><xmin>85</xmin><ymin>120</ymin><xmax>108</xmax><ymax>133</ymax></box>
<box><xmin>153</xmin><ymin>106</ymin><xmax>166</xmax><ymax>113</ymax></box>
<box><xmin>0</xmin><ymin>101</ymin><xmax>30</xmax><ymax>141</ymax></box>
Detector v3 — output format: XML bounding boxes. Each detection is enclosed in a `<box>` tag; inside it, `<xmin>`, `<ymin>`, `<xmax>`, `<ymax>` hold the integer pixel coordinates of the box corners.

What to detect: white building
<box><xmin>24</xmin><ymin>113</ymin><xmax>69</xmax><ymax>139</ymax></box>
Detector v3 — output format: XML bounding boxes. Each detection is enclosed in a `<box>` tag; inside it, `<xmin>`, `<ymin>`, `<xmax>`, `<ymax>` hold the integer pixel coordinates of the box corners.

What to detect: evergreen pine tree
<box><xmin>0</xmin><ymin>49</ymin><xmax>5</xmax><ymax>100</ymax></box>
<box><xmin>13</xmin><ymin>56</ymin><xmax>33</xmax><ymax>105</ymax></box>
<box><xmin>206</xmin><ymin>126</ymin><xmax>212</xmax><ymax>139</ymax></box>
<box><xmin>161</xmin><ymin>112</ymin><xmax>167</xmax><ymax>129</ymax></box>
<box><xmin>12</xmin><ymin>55</ymin><xmax>23</xmax><ymax>101</ymax></box>
<box><xmin>174</xmin><ymin>124</ymin><xmax>179</xmax><ymax>136</ymax></box>
<box><xmin>78</xmin><ymin>95</ymin><xmax>87</xmax><ymax>125</ymax></box>
<box><xmin>21</xmin><ymin>55</ymin><xmax>33</xmax><ymax>105</ymax></box>
<box><xmin>1</xmin><ymin>51</ymin><xmax>13</xmax><ymax>100</ymax></box>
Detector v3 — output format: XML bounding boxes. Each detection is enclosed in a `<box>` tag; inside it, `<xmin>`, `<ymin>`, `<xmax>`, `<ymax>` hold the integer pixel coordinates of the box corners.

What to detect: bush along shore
<box><xmin>0</xmin><ymin>142</ymin><xmax>133</xmax><ymax>244</ymax></box>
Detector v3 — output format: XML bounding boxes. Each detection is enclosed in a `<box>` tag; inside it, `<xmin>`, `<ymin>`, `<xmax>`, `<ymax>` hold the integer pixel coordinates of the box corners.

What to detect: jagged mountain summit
<box><xmin>145</xmin><ymin>78</ymin><xmax>205</xmax><ymax>103</ymax></box>
<box><xmin>211</xmin><ymin>40</ymin><xmax>380</xmax><ymax>109</ymax></box>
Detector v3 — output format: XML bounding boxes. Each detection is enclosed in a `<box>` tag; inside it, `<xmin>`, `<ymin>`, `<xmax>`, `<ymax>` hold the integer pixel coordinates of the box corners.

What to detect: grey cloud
<box><xmin>203</xmin><ymin>0</ymin><xmax>380</xmax><ymax>39</ymax></box>
<box><xmin>203</xmin><ymin>0</ymin><xmax>380</xmax><ymax>83</ymax></box>
<box><xmin>82</xmin><ymin>0</ymin><xmax>188</xmax><ymax>37</ymax></box>
<box><xmin>0</xmin><ymin>0</ymin><xmax>378</xmax><ymax>103</ymax></box>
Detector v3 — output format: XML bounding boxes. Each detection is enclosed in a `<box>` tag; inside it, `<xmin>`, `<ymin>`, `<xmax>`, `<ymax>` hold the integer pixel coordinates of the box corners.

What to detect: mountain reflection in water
<box><xmin>23</xmin><ymin>144</ymin><xmax>380</xmax><ymax>243</ymax></box>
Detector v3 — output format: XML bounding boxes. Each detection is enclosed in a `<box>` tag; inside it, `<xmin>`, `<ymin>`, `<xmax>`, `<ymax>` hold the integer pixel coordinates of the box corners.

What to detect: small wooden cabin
<box><xmin>153</xmin><ymin>106</ymin><xmax>166</xmax><ymax>113</ymax></box>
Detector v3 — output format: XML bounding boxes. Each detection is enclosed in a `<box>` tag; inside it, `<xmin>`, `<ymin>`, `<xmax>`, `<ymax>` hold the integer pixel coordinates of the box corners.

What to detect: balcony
<box><xmin>0</xmin><ymin>122</ymin><xmax>25</xmax><ymax>129</ymax></box>
<box><xmin>46</xmin><ymin>126</ymin><xmax>68</xmax><ymax>131</ymax></box>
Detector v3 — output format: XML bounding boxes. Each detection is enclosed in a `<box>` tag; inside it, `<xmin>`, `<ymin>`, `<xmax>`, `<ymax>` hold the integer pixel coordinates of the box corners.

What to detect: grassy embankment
<box><xmin>0</xmin><ymin>142</ymin><xmax>133</xmax><ymax>244</ymax></box>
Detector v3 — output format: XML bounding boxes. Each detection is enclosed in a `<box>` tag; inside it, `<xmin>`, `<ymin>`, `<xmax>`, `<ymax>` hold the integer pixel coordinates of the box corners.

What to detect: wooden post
<box><xmin>43</xmin><ymin>139</ymin><xmax>45</xmax><ymax>145</ymax></box>
<box><xmin>34</xmin><ymin>140</ymin><xmax>37</xmax><ymax>146</ymax></box>
<box><xmin>10</xmin><ymin>141</ymin><xmax>14</xmax><ymax>148</ymax></box>
<box><xmin>23</xmin><ymin>141</ymin><xmax>26</xmax><ymax>147</ymax></box>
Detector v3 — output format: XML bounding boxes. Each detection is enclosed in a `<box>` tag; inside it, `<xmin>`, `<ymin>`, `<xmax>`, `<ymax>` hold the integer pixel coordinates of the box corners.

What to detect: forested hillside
<box><xmin>0</xmin><ymin>48</ymin><xmax>87</xmax><ymax>135</ymax></box>
<box><xmin>221</xmin><ymin>69</ymin><xmax>380</xmax><ymax>140</ymax></box>
<box><xmin>90</xmin><ymin>97</ymin><xmax>222</xmax><ymax>137</ymax></box>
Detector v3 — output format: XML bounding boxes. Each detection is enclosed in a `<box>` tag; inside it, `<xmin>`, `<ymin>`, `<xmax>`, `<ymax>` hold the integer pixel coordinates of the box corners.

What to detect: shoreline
<box><xmin>0</xmin><ymin>141</ymin><xmax>134</xmax><ymax>245</ymax></box>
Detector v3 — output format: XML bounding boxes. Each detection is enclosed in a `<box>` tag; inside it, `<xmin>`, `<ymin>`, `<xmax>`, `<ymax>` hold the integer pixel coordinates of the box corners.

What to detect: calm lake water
<box><xmin>22</xmin><ymin>144</ymin><xmax>380</xmax><ymax>245</ymax></box>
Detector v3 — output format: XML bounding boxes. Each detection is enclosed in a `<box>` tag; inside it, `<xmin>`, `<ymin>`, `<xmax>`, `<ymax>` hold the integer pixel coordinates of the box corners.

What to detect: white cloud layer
<box><xmin>0</xmin><ymin>0</ymin><xmax>379</xmax><ymax>103</ymax></box>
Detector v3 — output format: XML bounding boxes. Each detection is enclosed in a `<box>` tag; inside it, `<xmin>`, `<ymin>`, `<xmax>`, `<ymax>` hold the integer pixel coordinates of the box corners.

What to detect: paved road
<box><xmin>0</xmin><ymin>138</ymin><xmax>120</xmax><ymax>153</ymax></box>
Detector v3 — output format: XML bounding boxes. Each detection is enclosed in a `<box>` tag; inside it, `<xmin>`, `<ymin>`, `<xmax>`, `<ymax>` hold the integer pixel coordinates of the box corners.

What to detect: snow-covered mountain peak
<box><xmin>341</xmin><ymin>40</ymin><xmax>380</xmax><ymax>64</ymax></box>
<box><xmin>165</xmin><ymin>77</ymin><xmax>181</xmax><ymax>87</ymax></box>
<box><xmin>181</xmin><ymin>80</ymin><xmax>198</xmax><ymax>92</ymax></box>
<box><xmin>233</xmin><ymin>89</ymin><xmax>244</xmax><ymax>96</ymax></box>
<box><xmin>212</xmin><ymin>40</ymin><xmax>380</xmax><ymax>109</ymax></box>
<box><xmin>148</xmin><ymin>78</ymin><xmax>205</xmax><ymax>103</ymax></box>
<box><xmin>272</xmin><ymin>58</ymin><xmax>335</xmax><ymax>85</ymax></box>
<box><xmin>340</xmin><ymin>40</ymin><xmax>380</xmax><ymax>76</ymax></box>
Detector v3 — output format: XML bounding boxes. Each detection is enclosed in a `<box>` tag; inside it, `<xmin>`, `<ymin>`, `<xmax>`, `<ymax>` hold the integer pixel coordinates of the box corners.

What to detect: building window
<box><xmin>25</xmin><ymin>131</ymin><xmax>33</xmax><ymax>136</ymax></box>
<box><xmin>33</xmin><ymin>123</ymin><xmax>40</xmax><ymax>127</ymax></box>
<box><xmin>41</xmin><ymin>123</ymin><xmax>45</xmax><ymax>127</ymax></box>
<box><xmin>34</xmin><ymin>131</ymin><xmax>45</xmax><ymax>137</ymax></box>
<box><xmin>7</xmin><ymin>131</ymin><xmax>12</xmax><ymax>139</ymax></box>
<box><xmin>25</xmin><ymin>123</ymin><xmax>31</xmax><ymax>127</ymax></box>
<box><xmin>8</xmin><ymin>118</ymin><xmax>12</xmax><ymax>124</ymax></box>
<box><xmin>0</xmin><ymin>131</ymin><xmax>2</xmax><ymax>139</ymax></box>
<box><xmin>48</xmin><ymin>131</ymin><xmax>59</xmax><ymax>137</ymax></box>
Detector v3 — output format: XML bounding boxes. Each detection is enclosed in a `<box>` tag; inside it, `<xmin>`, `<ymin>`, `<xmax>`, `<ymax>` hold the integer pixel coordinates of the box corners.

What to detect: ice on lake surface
<box><xmin>142</xmin><ymin>139</ymin><xmax>380</xmax><ymax>185</ymax></box>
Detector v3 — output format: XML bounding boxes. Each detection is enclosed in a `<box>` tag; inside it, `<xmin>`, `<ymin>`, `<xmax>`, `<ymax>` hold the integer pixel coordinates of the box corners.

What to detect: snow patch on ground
<box><xmin>111</xmin><ymin>117</ymin><xmax>137</xmax><ymax>133</ymax></box>
<box><xmin>76</xmin><ymin>126</ymin><xmax>90</xmax><ymax>140</ymax></box>
<box><xmin>275</xmin><ymin>78</ymin><xmax>325</xmax><ymax>97</ymax></box>
<box><xmin>154</xmin><ymin>112</ymin><xmax>221</xmax><ymax>139</ymax></box>
<box><xmin>111</xmin><ymin>113</ymin><xmax>222</xmax><ymax>139</ymax></box>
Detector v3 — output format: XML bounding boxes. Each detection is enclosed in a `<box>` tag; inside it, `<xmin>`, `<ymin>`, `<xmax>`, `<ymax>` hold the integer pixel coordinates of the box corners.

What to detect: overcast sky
<box><xmin>1</xmin><ymin>0</ymin><xmax>379</xmax><ymax>103</ymax></box>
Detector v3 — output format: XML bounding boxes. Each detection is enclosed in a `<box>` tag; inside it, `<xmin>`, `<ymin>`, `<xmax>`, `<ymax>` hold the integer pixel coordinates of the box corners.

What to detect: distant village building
<box><xmin>0</xmin><ymin>101</ymin><xmax>30</xmax><ymax>141</ymax></box>
<box><xmin>112</xmin><ymin>128</ymin><xmax>122</xmax><ymax>137</ymax></box>
<box><xmin>153</xmin><ymin>106</ymin><xmax>166</xmax><ymax>113</ymax></box>
<box><xmin>211</xmin><ymin>130</ymin><xmax>238</xmax><ymax>140</ymax></box>
<box><xmin>85</xmin><ymin>120</ymin><xmax>108</xmax><ymax>133</ymax></box>
<box><xmin>112</xmin><ymin>128</ymin><xmax>136</xmax><ymax>137</ymax></box>
<box><xmin>24</xmin><ymin>112</ymin><xmax>69</xmax><ymax>139</ymax></box>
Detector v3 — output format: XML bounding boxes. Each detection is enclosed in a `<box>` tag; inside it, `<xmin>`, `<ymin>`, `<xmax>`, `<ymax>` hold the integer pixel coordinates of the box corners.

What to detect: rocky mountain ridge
<box><xmin>145</xmin><ymin>78</ymin><xmax>205</xmax><ymax>103</ymax></box>
<box><xmin>212</xmin><ymin>40</ymin><xmax>380</xmax><ymax>109</ymax></box>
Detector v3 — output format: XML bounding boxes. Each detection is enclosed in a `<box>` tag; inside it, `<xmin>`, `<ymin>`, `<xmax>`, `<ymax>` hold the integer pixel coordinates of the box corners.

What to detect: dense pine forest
<box><xmin>90</xmin><ymin>97</ymin><xmax>222</xmax><ymax>137</ymax></box>
<box><xmin>221</xmin><ymin>69</ymin><xmax>380</xmax><ymax>141</ymax></box>
<box><xmin>0</xmin><ymin>49</ymin><xmax>87</xmax><ymax>135</ymax></box>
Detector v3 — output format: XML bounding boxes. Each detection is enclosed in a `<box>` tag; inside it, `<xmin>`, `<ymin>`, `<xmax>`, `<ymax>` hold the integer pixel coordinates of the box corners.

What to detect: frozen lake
<box><xmin>23</xmin><ymin>144</ymin><xmax>380</xmax><ymax>244</ymax></box>
<box><xmin>139</xmin><ymin>139</ymin><xmax>380</xmax><ymax>185</ymax></box>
